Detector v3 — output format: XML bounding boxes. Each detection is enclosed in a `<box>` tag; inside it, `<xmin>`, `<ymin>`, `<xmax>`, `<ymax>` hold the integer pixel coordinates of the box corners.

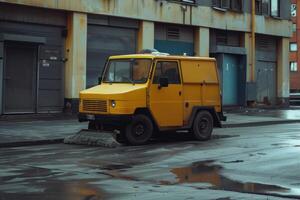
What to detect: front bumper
<box><xmin>78</xmin><ymin>113</ymin><xmax>132</xmax><ymax>126</ymax></box>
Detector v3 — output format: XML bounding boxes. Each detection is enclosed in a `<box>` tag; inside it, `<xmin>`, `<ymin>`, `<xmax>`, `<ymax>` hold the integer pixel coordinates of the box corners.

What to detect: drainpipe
<box><xmin>251</xmin><ymin>0</ymin><xmax>256</xmax><ymax>82</ymax></box>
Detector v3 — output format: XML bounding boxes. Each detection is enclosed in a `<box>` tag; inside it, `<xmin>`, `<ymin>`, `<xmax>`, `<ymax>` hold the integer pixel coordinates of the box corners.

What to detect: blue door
<box><xmin>222</xmin><ymin>54</ymin><xmax>239</xmax><ymax>105</ymax></box>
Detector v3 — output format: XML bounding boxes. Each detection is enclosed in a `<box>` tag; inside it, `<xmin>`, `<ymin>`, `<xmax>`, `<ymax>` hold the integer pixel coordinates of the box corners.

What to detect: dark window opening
<box><xmin>213</xmin><ymin>0</ymin><xmax>243</xmax><ymax>11</ymax></box>
<box><xmin>256</xmin><ymin>0</ymin><xmax>270</xmax><ymax>15</ymax></box>
<box><xmin>153</xmin><ymin>61</ymin><xmax>181</xmax><ymax>84</ymax></box>
<box><xmin>215</xmin><ymin>30</ymin><xmax>242</xmax><ymax>47</ymax></box>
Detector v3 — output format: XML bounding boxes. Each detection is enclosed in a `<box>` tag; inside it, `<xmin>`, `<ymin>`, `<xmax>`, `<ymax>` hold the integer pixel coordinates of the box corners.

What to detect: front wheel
<box><xmin>192</xmin><ymin>111</ymin><xmax>213</xmax><ymax>141</ymax></box>
<box><xmin>125</xmin><ymin>114</ymin><xmax>153</xmax><ymax>145</ymax></box>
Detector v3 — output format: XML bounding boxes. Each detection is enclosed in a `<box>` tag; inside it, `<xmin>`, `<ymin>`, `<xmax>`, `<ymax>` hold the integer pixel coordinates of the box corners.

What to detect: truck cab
<box><xmin>78</xmin><ymin>53</ymin><xmax>226</xmax><ymax>145</ymax></box>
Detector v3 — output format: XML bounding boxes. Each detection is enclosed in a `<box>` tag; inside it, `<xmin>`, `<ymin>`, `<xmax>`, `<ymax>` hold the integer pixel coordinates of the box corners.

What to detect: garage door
<box><xmin>256</xmin><ymin>35</ymin><xmax>277</xmax><ymax>104</ymax></box>
<box><xmin>87</xmin><ymin>25</ymin><xmax>137</xmax><ymax>88</ymax></box>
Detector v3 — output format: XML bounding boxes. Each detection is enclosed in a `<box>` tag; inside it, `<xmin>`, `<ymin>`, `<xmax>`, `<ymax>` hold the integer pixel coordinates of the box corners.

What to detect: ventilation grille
<box><xmin>82</xmin><ymin>100</ymin><xmax>107</xmax><ymax>113</ymax></box>
<box><xmin>167</xmin><ymin>27</ymin><xmax>180</xmax><ymax>40</ymax></box>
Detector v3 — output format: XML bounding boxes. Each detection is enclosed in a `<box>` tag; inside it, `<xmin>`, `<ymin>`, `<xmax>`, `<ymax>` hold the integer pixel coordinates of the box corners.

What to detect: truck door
<box><xmin>149</xmin><ymin>60</ymin><xmax>183</xmax><ymax>127</ymax></box>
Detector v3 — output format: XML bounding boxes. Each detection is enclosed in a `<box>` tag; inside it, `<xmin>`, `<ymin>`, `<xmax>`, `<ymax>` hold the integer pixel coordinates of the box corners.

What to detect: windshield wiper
<box><xmin>122</xmin><ymin>76</ymin><xmax>135</xmax><ymax>85</ymax></box>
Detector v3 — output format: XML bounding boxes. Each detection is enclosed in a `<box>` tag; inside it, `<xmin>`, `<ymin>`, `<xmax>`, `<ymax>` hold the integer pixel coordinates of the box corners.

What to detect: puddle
<box><xmin>170</xmin><ymin>160</ymin><xmax>299</xmax><ymax>198</ymax></box>
<box><xmin>0</xmin><ymin>166</ymin><xmax>106</xmax><ymax>200</ymax></box>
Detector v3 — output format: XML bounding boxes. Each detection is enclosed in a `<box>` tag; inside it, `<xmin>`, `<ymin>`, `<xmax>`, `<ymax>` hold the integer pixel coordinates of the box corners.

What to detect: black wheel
<box><xmin>125</xmin><ymin>114</ymin><xmax>153</xmax><ymax>145</ymax></box>
<box><xmin>88</xmin><ymin>121</ymin><xmax>97</xmax><ymax>130</ymax></box>
<box><xmin>192</xmin><ymin>111</ymin><xmax>213</xmax><ymax>141</ymax></box>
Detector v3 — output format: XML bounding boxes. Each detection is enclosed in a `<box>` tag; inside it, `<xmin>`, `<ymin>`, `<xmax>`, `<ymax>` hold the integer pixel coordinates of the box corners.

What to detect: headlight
<box><xmin>111</xmin><ymin>100</ymin><xmax>116</xmax><ymax>108</ymax></box>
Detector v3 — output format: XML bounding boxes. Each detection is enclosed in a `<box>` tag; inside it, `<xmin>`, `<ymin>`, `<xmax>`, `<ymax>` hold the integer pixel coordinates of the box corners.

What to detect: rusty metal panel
<box><xmin>255</xmin><ymin>35</ymin><xmax>277</xmax><ymax>104</ymax></box>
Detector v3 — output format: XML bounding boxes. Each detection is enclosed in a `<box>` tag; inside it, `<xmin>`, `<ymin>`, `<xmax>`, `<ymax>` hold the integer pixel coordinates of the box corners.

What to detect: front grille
<box><xmin>82</xmin><ymin>100</ymin><xmax>107</xmax><ymax>113</ymax></box>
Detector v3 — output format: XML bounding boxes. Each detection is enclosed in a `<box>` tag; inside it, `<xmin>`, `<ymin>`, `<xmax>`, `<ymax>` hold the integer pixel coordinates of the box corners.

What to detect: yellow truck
<box><xmin>78</xmin><ymin>53</ymin><xmax>226</xmax><ymax>145</ymax></box>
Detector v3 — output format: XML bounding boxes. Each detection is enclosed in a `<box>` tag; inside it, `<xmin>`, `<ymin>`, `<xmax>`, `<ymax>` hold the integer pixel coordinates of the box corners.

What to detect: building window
<box><xmin>293</xmin><ymin>23</ymin><xmax>297</xmax><ymax>32</ymax></box>
<box><xmin>290</xmin><ymin>62</ymin><xmax>298</xmax><ymax>72</ymax></box>
<box><xmin>169</xmin><ymin>0</ymin><xmax>196</xmax><ymax>4</ymax></box>
<box><xmin>230</xmin><ymin>0</ymin><xmax>243</xmax><ymax>11</ymax></box>
<box><xmin>212</xmin><ymin>0</ymin><xmax>230</xmax><ymax>9</ymax></box>
<box><xmin>256</xmin><ymin>0</ymin><xmax>270</xmax><ymax>15</ymax></box>
<box><xmin>213</xmin><ymin>0</ymin><xmax>243</xmax><ymax>11</ymax></box>
<box><xmin>290</xmin><ymin>43</ymin><xmax>298</xmax><ymax>52</ymax></box>
<box><xmin>181</xmin><ymin>0</ymin><xmax>195</xmax><ymax>3</ymax></box>
<box><xmin>271</xmin><ymin>0</ymin><xmax>279</xmax><ymax>17</ymax></box>
<box><xmin>291</xmin><ymin>4</ymin><xmax>297</xmax><ymax>17</ymax></box>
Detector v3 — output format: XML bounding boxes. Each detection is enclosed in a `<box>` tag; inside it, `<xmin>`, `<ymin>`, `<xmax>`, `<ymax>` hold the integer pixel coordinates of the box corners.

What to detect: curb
<box><xmin>0</xmin><ymin>138</ymin><xmax>63</xmax><ymax>148</ymax></box>
<box><xmin>223</xmin><ymin>120</ymin><xmax>300</xmax><ymax>128</ymax></box>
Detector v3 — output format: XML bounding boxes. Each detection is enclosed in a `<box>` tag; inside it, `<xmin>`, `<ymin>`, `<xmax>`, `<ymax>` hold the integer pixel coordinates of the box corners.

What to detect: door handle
<box><xmin>179</xmin><ymin>91</ymin><xmax>182</xmax><ymax>96</ymax></box>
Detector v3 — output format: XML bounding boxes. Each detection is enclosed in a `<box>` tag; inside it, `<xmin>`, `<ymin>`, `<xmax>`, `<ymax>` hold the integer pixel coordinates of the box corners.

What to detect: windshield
<box><xmin>103</xmin><ymin>59</ymin><xmax>152</xmax><ymax>83</ymax></box>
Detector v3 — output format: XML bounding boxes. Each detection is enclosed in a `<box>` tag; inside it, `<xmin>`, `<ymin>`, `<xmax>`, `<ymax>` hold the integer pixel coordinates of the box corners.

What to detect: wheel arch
<box><xmin>134</xmin><ymin>108</ymin><xmax>159</xmax><ymax>131</ymax></box>
<box><xmin>188</xmin><ymin>106</ymin><xmax>222</xmax><ymax>128</ymax></box>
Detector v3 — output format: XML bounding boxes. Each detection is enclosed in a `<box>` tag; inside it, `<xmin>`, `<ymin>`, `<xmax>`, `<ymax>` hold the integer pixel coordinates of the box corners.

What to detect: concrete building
<box><xmin>0</xmin><ymin>0</ymin><xmax>292</xmax><ymax>114</ymax></box>
<box><xmin>290</xmin><ymin>0</ymin><xmax>300</xmax><ymax>104</ymax></box>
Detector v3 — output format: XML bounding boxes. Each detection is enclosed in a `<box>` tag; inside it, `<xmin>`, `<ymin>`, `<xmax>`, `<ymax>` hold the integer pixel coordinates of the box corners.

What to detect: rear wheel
<box><xmin>125</xmin><ymin>114</ymin><xmax>153</xmax><ymax>145</ymax></box>
<box><xmin>88</xmin><ymin>121</ymin><xmax>97</xmax><ymax>130</ymax></box>
<box><xmin>192</xmin><ymin>111</ymin><xmax>213</xmax><ymax>141</ymax></box>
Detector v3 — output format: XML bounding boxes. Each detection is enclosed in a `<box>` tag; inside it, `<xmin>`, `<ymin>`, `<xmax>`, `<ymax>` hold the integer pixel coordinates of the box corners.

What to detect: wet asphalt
<box><xmin>1</xmin><ymin>123</ymin><xmax>300</xmax><ymax>200</ymax></box>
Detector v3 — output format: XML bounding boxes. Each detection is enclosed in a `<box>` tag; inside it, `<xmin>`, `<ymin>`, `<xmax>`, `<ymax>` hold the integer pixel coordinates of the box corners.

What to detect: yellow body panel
<box><xmin>79</xmin><ymin>54</ymin><xmax>222</xmax><ymax>129</ymax></box>
<box><xmin>79</xmin><ymin>83</ymin><xmax>147</xmax><ymax>115</ymax></box>
<box><xmin>149</xmin><ymin>60</ymin><xmax>183</xmax><ymax>127</ymax></box>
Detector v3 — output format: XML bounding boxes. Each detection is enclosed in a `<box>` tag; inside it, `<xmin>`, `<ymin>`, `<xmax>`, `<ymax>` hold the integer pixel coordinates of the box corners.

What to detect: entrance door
<box><xmin>256</xmin><ymin>61</ymin><xmax>277</xmax><ymax>104</ymax></box>
<box><xmin>3</xmin><ymin>42</ymin><xmax>37</xmax><ymax>113</ymax></box>
<box><xmin>222</xmin><ymin>54</ymin><xmax>239</xmax><ymax>105</ymax></box>
<box><xmin>149</xmin><ymin>60</ymin><xmax>183</xmax><ymax>127</ymax></box>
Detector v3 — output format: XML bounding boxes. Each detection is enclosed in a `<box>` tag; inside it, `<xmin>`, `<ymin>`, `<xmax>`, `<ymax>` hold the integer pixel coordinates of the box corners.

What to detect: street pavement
<box><xmin>0</xmin><ymin>123</ymin><xmax>300</xmax><ymax>200</ymax></box>
<box><xmin>0</xmin><ymin>109</ymin><xmax>300</xmax><ymax>147</ymax></box>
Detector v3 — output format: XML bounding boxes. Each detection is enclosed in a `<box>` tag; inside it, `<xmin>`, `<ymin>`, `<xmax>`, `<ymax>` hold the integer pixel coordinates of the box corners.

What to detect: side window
<box><xmin>153</xmin><ymin>61</ymin><xmax>181</xmax><ymax>84</ymax></box>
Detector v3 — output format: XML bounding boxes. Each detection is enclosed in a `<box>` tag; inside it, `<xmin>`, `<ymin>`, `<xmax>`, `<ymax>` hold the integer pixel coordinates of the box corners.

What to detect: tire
<box><xmin>192</xmin><ymin>111</ymin><xmax>213</xmax><ymax>141</ymax></box>
<box><xmin>125</xmin><ymin>114</ymin><xmax>153</xmax><ymax>145</ymax></box>
<box><xmin>88</xmin><ymin>121</ymin><xmax>97</xmax><ymax>130</ymax></box>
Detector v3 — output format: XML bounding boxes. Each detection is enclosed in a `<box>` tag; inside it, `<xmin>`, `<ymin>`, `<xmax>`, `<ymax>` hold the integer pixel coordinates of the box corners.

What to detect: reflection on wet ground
<box><xmin>0</xmin><ymin>166</ymin><xmax>106</xmax><ymax>200</ymax></box>
<box><xmin>171</xmin><ymin>160</ymin><xmax>300</xmax><ymax>199</ymax></box>
<box><xmin>241</xmin><ymin>109</ymin><xmax>300</xmax><ymax>120</ymax></box>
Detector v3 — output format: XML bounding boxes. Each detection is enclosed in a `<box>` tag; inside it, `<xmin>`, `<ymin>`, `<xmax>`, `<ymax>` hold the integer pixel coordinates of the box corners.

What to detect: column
<box><xmin>137</xmin><ymin>21</ymin><xmax>154</xmax><ymax>52</ymax></box>
<box><xmin>65</xmin><ymin>12</ymin><xmax>87</xmax><ymax>112</ymax></box>
<box><xmin>194</xmin><ymin>27</ymin><xmax>209</xmax><ymax>57</ymax></box>
<box><xmin>277</xmin><ymin>37</ymin><xmax>290</xmax><ymax>106</ymax></box>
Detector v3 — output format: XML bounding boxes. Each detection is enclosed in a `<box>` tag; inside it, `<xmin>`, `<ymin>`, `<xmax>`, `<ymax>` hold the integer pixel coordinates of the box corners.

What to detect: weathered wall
<box><xmin>0</xmin><ymin>0</ymin><xmax>292</xmax><ymax>37</ymax></box>
<box><xmin>65</xmin><ymin>12</ymin><xmax>87</xmax><ymax>99</ymax></box>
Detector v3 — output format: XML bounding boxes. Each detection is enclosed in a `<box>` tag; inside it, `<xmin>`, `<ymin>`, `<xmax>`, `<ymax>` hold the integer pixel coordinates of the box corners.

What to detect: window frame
<box><xmin>292</xmin><ymin>23</ymin><xmax>297</xmax><ymax>33</ymax></box>
<box><xmin>290</xmin><ymin>43</ymin><xmax>298</xmax><ymax>52</ymax></box>
<box><xmin>290</xmin><ymin>61</ymin><xmax>298</xmax><ymax>72</ymax></box>
<box><xmin>270</xmin><ymin>0</ymin><xmax>280</xmax><ymax>17</ymax></box>
<box><xmin>152</xmin><ymin>60</ymin><xmax>182</xmax><ymax>85</ymax></box>
<box><xmin>102</xmin><ymin>58</ymin><xmax>153</xmax><ymax>84</ymax></box>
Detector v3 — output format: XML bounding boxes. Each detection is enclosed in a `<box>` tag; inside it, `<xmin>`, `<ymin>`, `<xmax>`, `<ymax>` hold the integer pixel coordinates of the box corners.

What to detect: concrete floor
<box><xmin>1</xmin><ymin>123</ymin><xmax>300</xmax><ymax>200</ymax></box>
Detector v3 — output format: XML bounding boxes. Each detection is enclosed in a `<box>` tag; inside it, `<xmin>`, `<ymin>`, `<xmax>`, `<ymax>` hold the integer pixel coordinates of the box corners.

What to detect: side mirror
<box><xmin>158</xmin><ymin>77</ymin><xmax>169</xmax><ymax>89</ymax></box>
<box><xmin>98</xmin><ymin>76</ymin><xmax>102</xmax><ymax>85</ymax></box>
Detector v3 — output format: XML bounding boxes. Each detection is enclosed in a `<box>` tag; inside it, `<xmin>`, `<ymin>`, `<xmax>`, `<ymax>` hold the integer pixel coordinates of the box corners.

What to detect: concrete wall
<box><xmin>0</xmin><ymin>0</ymin><xmax>292</xmax><ymax>37</ymax></box>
